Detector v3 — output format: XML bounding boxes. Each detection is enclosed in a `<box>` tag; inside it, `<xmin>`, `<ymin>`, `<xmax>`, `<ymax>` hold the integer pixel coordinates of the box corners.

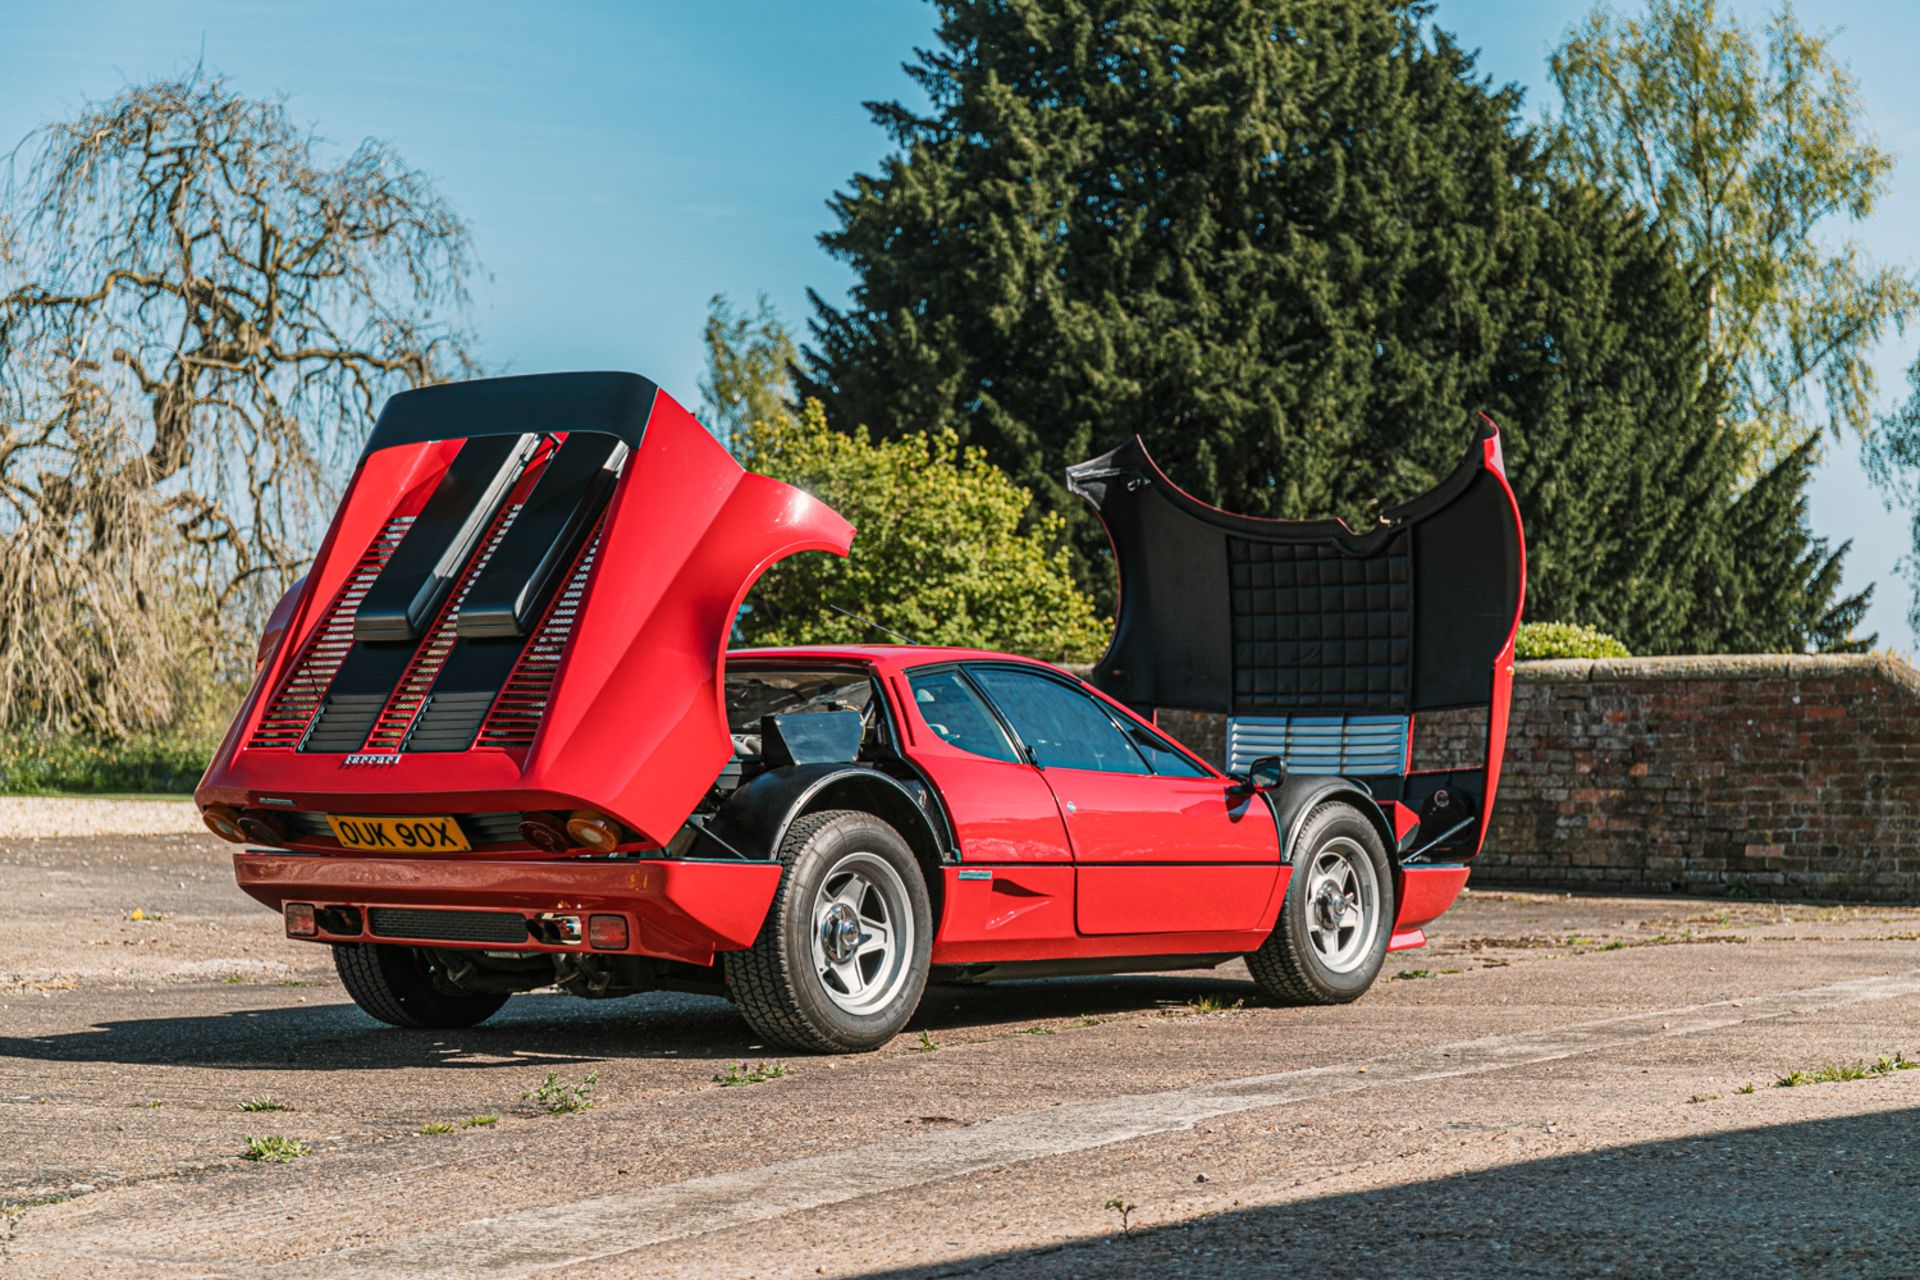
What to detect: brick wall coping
<box><xmin>1516</xmin><ymin>653</ymin><xmax>1920</xmax><ymax>699</ymax></box>
<box><xmin>1069</xmin><ymin>653</ymin><xmax>1920</xmax><ymax>699</ymax></box>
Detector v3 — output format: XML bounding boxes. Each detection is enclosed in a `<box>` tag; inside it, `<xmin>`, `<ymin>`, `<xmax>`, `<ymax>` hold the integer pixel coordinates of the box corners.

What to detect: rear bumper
<box><xmin>233</xmin><ymin>852</ymin><xmax>781</xmax><ymax>967</ymax></box>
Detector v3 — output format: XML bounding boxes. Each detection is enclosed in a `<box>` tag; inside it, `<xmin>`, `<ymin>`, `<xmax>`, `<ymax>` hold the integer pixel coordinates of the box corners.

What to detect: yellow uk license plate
<box><xmin>326</xmin><ymin>814</ymin><xmax>471</xmax><ymax>853</ymax></box>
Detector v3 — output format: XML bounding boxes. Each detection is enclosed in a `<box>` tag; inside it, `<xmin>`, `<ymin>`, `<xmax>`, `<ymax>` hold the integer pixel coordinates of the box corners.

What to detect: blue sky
<box><xmin>2</xmin><ymin>0</ymin><xmax>1914</xmax><ymax>649</ymax></box>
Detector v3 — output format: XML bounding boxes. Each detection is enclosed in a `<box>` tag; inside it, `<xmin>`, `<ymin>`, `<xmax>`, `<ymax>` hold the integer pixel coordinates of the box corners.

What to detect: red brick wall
<box><xmin>1147</xmin><ymin>655</ymin><xmax>1920</xmax><ymax>903</ymax></box>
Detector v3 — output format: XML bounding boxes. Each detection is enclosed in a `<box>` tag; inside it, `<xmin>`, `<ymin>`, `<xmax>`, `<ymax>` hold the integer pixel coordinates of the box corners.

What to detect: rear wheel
<box><xmin>726</xmin><ymin>810</ymin><xmax>932</xmax><ymax>1053</ymax></box>
<box><xmin>332</xmin><ymin>943</ymin><xmax>510</xmax><ymax>1029</ymax></box>
<box><xmin>1246</xmin><ymin>801</ymin><xmax>1394</xmax><ymax>1005</ymax></box>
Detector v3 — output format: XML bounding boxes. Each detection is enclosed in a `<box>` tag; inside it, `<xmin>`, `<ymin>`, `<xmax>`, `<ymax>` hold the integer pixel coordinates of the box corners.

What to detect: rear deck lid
<box><xmin>211</xmin><ymin>372</ymin><xmax>854</xmax><ymax>845</ymax></box>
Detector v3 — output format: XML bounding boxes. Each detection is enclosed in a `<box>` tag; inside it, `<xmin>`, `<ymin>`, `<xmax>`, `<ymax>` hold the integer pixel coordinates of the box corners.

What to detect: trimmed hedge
<box><xmin>1515</xmin><ymin>621</ymin><xmax>1631</xmax><ymax>660</ymax></box>
<box><xmin>0</xmin><ymin>730</ymin><xmax>219</xmax><ymax>795</ymax></box>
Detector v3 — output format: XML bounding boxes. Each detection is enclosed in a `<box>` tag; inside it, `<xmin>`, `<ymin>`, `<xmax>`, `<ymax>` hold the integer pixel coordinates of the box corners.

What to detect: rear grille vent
<box><xmin>405</xmin><ymin>692</ymin><xmax>502</xmax><ymax>752</ymax></box>
<box><xmin>248</xmin><ymin>518</ymin><xmax>414</xmax><ymax>749</ymax></box>
<box><xmin>460</xmin><ymin>812</ymin><xmax>527</xmax><ymax>844</ymax></box>
<box><xmin>367</xmin><ymin>907</ymin><xmax>528</xmax><ymax>944</ymax></box>
<box><xmin>362</xmin><ymin>503</ymin><xmax>525</xmax><ymax>754</ymax></box>
<box><xmin>475</xmin><ymin>518</ymin><xmax>606</xmax><ymax>749</ymax></box>
<box><xmin>302</xmin><ymin>694</ymin><xmax>391</xmax><ymax>753</ymax></box>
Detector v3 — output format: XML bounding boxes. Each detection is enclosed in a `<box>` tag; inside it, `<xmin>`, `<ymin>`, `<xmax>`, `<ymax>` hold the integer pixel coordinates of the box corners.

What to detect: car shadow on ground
<box><xmin>846</xmin><ymin>1104</ymin><xmax>1920</xmax><ymax>1278</ymax></box>
<box><xmin>0</xmin><ymin>971</ymin><xmax>1267</xmax><ymax>1071</ymax></box>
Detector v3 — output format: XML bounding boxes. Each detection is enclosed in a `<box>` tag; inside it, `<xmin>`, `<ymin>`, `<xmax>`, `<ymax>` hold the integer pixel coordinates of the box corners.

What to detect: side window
<box><xmin>1120</xmin><ymin>720</ymin><xmax>1209</xmax><ymax>778</ymax></box>
<box><xmin>906</xmin><ymin>670</ymin><xmax>1020</xmax><ymax>764</ymax></box>
<box><xmin>968</xmin><ymin>667</ymin><xmax>1149</xmax><ymax>775</ymax></box>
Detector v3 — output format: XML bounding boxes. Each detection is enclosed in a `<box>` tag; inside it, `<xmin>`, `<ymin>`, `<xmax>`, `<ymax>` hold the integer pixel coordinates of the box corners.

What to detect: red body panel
<box><xmin>887</xmin><ymin>686</ymin><xmax>1075</xmax><ymax>864</ymax></box>
<box><xmin>233</xmin><ymin>851</ymin><xmax>781</xmax><ymax>967</ymax></box>
<box><xmin>1395</xmin><ymin>864</ymin><xmax>1473</xmax><ymax>932</ymax></box>
<box><xmin>1039</xmin><ymin>768</ymin><xmax>1281</xmax><ymax>934</ymax></box>
<box><xmin>1474</xmin><ymin>419</ymin><xmax>1527</xmax><ymax>856</ymax></box>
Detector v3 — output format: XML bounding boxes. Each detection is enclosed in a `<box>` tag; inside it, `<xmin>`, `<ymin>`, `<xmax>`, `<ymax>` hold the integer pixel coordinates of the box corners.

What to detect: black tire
<box><xmin>1246</xmin><ymin>801</ymin><xmax>1395</xmax><ymax>1005</ymax></box>
<box><xmin>332</xmin><ymin>943</ymin><xmax>509</xmax><ymax>1029</ymax></box>
<box><xmin>725</xmin><ymin>809</ymin><xmax>933</xmax><ymax>1053</ymax></box>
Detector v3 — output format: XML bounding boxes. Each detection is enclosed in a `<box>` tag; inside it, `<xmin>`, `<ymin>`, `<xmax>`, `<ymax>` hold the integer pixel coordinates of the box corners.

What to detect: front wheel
<box><xmin>726</xmin><ymin>810</ymin><xmax>932</xmax><ymax>1053</ymax></box>
<box><xmin>1246</xmin><ymin>801</ymin><xmax>1395</xmax><ymax>1005</ymax></box>
<box><xmin>333</xmin><ymin>943</ymin><xmax>509</xmax><ymax>1029</ymax></box>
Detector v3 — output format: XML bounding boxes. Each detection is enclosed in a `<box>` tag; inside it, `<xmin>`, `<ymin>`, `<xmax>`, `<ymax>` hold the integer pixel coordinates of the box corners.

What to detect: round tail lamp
<box><xmin>202</xmin><ymin>805</ymin><xmax>247</xmax><ymax>844</ymax></box>
<box><xmin>565</xmin><ymin>810</ymin><xmax>623</xmax><ymax>854</ymax></box>
<box><xmin>237</xmin><ymin>810</ymin><xmax>289</xmax><ymax>846</ymax></box>
<box><xmin>518</xmin><ymin>811</ymin><xmax>571</xmax><ymax>853</ymax></box>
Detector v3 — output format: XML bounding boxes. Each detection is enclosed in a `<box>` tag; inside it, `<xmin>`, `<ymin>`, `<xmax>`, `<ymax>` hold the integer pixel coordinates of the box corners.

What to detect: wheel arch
<box><xmin>1268</xmin><ymin>776</ymin><xmax>1399</xmax><ymax>878</ymax></box>
<box><xmin>706</xmin><ymin>763</ymin><xmax>951</xmax><ymax>909</ymax></box>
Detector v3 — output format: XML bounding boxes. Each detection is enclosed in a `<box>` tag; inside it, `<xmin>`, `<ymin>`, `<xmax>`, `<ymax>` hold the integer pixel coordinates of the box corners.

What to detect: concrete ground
<box><xmin>4</xmin><ymin>830</ymin><xmax>1920</xmax><ymax>1278</ymax></box>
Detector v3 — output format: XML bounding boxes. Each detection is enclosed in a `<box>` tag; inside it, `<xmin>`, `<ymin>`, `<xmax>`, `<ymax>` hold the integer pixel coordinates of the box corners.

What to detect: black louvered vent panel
<box><xmin>361</xmin><ymin>503</ymin><xmax>525</xmax><ymax>754</ymax></box>
<box><xmin>404</xmin><ymin>692</ymin><xmax>501</xmax><ymax>752</ymax></box>
<box><xmin>248</xmin><ymin>518</ymin><xmax>414</xmax><ymax>749</ymax></box>
<box><xmin>301</xmin><ymin>694</ymin><xmax>391</xmax><ymax>753</ymax></box>
<box><xmin>367</xmin><ymin>908</ymin><xmax>528</xmax><ymax>944</ymax></box>
<box><xmin>474</xmin><ymin>521</ymin><xmax>605</xmax><ymax>749</ymax></box>
<box><xmin>1229</xmin><ymin>534</ymin><xmax>1412</xmax><ymax>712</ymax></box>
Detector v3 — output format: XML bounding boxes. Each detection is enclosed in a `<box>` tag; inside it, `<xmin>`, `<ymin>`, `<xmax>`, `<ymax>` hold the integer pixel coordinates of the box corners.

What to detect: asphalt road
<box><xmin>4</xmin><ymin>832</ymin><xmax>1920</xmax><ymax>1277</ymax></box>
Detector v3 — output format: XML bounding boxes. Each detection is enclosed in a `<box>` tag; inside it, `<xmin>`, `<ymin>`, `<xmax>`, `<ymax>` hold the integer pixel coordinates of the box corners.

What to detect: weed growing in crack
<box><xmin>713</xmin><ymin>1062</ymin><xmax>788</xmax><ymax>1088</ymax></box>
<box><xmin>242</xmin><ymin>1135</ymin><xmax>310</xmax><ymax>1163</ymax></box>
<box><xmin>523</xmin><ymin>1071</ymin><xmax>599</xmax><ymax>1113</ymax></box>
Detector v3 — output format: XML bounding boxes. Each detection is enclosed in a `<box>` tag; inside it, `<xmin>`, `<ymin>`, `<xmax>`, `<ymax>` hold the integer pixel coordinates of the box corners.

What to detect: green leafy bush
<box><xmin>1515</xmin><ymin>622</ymin><xmax>1631</xmax><ymax>661</ymax></box>
<box><xmin>737</xmin><ymin>400</ymin><xmax>1109</xmax><ymax>662</ymax></box>
<box><xmin>0</xmin><ymin>728</ymin><xmax>219</xmax><ymax>795</ymax></box>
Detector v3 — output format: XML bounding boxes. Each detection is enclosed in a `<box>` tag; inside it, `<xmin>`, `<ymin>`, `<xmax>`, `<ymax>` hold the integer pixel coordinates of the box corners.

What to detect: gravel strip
<box><xmin>0</xmin><ymin>796</ymin><xmax>202</xmax><ymax>839</ymax></box>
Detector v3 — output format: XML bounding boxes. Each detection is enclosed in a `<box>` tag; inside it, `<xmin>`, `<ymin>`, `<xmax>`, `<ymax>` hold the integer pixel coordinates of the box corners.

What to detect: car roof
<box><xmin>726</xmin><ymin>644</ymin><xmax>1067</xmax><ymax>676</ymax></box>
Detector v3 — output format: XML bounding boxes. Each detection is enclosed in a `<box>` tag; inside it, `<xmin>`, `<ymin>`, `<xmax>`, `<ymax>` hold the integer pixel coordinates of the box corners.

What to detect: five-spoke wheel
<box><xmin>727</xmin><ymin>809</ymin><xmax>933</xmax><ymax>1052</ymax></box>
<box><xmin>810</xmin><ymin>851</ymin><xmax>915</xmax><ymax>1016</ymax></box>
<box><xmin>1247</xmin><ymin>800</ymin><xmax>1395</xmax><ymax>1004</ymax></box>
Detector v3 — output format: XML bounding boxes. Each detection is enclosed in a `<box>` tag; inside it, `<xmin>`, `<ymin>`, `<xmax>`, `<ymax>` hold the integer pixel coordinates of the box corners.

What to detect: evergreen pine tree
<box><xmin>801</xmin><ymin>0</ymin><xmax>1868</xmax><ymax>653</ymax></box>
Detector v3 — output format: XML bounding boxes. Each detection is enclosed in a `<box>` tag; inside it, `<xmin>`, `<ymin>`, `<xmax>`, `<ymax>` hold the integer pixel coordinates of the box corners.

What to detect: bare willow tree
<box><xmin>0</xmin><ymin>72</ymin><xmax>477</xmax><ymax>734</ymax></box>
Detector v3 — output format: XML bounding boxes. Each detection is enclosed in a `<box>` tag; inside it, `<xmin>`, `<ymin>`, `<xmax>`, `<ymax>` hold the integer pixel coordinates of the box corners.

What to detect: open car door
<box><xmin>1066</xmin><ymin>417</ymin><xmax>1525</xmax><ymax>862</ymax></box>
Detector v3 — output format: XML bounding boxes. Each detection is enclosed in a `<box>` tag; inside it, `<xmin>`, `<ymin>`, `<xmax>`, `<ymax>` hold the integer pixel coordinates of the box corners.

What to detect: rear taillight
<box><xmin>519</xmin><ymin>812</ymin><xmax>570</xmax><ymax>852</ymax></box>
<box><xmin>203</xmin><ymin>805</ymin><xmax>247</xmax><ymax>843</ymax></box>
<box><xmin>565</xmin><ymin>810</ymin><xmax>622</xmax><ymax>853</ymax></box>
<box><xmin>237</xmin><ymin>811</ymin><xmax>288</xmax><ymax>846</ymax></box>
<box><xmin>285</xmin><ymin>903</ymin><xmax>318</xmax><ymax>937</ymax></box>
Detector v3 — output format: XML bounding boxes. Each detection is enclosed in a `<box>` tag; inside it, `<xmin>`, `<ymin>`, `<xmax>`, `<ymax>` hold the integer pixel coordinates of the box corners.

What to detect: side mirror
<box><xmin>1235</xmin><ymin>755</ymin><xmax>1286</xmax><ymax>795</ymax></box>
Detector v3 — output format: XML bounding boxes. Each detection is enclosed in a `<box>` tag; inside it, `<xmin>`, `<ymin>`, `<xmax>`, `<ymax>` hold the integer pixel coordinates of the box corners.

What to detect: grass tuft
<box><xmin>523</xmin><ymin>1071</ymin><xmax>598</xmax><ymax>1114</ymax></box>
<box><xmin>713</xmin><ymin>1061</ymin><xmax>789</xmax><ymax>1088</ymax></box>
<box><xmin>241</xmin><ymin>1135</ymin><xmax>311</xmax><ymax>1163</ymax></box>
<box><xmin>462</xmin><ymin>1114</ymin><xmax>499</xmax><ymax>1128</ymax></box>
<box><xmin>1773</xmin><ymin>1054</ymin><xmax>1917</xmax><ymax>1088</ymax></box>
<box><xmin>1186</xmin><ymin>995</ymin><xmax>1245</xmax><ymax>1012</ymax></box>
<box><xmin>239</xmin><ymin>1098</ymin><xmax>289</xmax><ymax>1113</ymax></box>
<box><xmin>418</xmin><ymin>1121</ymin><xmax>456</xmax><ymax>1135</ymax></box>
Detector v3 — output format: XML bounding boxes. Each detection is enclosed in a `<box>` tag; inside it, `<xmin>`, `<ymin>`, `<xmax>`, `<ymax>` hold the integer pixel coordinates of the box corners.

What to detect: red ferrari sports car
<box><xmin>196</xmin><ymin>372</ymin><xmax>1524</xmax><ymax>1052</ymax></box>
